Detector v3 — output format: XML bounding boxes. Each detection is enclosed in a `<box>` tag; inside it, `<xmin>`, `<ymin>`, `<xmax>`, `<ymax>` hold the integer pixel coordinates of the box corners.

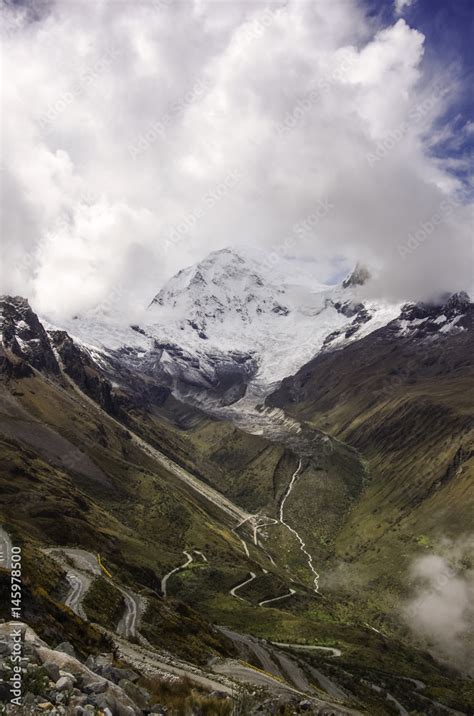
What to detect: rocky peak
<box><xmin>148</xmin><ymin>248</ymin><xmax>289</xmax><ymax>334</ymax></box>
<box><xmin>396</xmin><ymin>290</ymin><xmax>472</xmax><ymax>339</ymax></box>
<box><xmin>342</xmin><ymin>263</ymin><xmax>371</xmax><ymax>289</ymax></box>
<box><xmin>400</xmin><ymin>291</ymin><xmax>472</xmax><ymax>323</ymax></box>
<box><xmin>140</xmin><ymin>248</ymin><xmax>406</xmax><ymax>393</ymax></box>
<box><xmin>0</xmin><ymin>295</ymin><xmax>59</xmax><ymax>376</ymax></box>
<box><xmin>443</xmin><ymin>290</ymin><xmax>471</xmax><ymax>318</ymax></box>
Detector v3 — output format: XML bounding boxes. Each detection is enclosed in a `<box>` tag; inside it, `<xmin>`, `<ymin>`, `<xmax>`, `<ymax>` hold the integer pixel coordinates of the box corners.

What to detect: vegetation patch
<box><xmin>82</xmin><ymin>576</ymin><xmax>125</xmax><ymax>630</ymax></box>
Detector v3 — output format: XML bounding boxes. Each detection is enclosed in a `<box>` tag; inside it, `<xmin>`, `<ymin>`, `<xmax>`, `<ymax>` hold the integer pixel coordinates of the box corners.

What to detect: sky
<box><xmin>1</xmin><ymin>0</ymin><xmax>473</xmax><ymax>322</ymax></box>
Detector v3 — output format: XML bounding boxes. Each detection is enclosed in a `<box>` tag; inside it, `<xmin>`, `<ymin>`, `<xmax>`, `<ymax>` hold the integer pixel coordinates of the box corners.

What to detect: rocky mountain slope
<box><xmin>268</xmin><ymin>291</ymin><xmax>474</xmax><ymax>669</ymax></box>
<box><xmin>0</xmin><ymin>297</ymin><xmax>453</xmax><ymax>714</ymax></box>
<box><xmin>0</xmin><ymin>263</ymin><xmax>473</xmax><ymax>713</ymax></box>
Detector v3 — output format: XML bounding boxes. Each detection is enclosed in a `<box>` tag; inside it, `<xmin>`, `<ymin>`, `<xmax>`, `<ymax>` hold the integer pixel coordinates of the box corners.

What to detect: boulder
<box><xmin>36</xmin><ymin>645</ymin><xmax>141</xmax><ymax>714</ymax></box>
<box><xmin>88</xmin><ymin>690</ymin><xmax>140</xmax><ymax>716</ymax></box>
<box><xmin>118</xmin><ymin>678</ymin><xmax>151</xmax><ymax>709</ymax></box>
<box><xmin>23</xmin><ymin>692</ymin><xmax>36</xmax><ymax>706</ymax></box>
<box><xmin>110</xmin><ymin>666</ymin><xmax>140</xmax><ymax>683</ymax></box>
<box><xmin>84</xmin><ymin>655</ymin><xmax>97</xmax><ymax>671</ymax></box>
<box><xmin>93</xmin><ymin>653</ymin><xmax>114</xmax><ymax>668</ymax></box>
<box><xmin>84</xmin><ymin>680</ymin><xmax>108</xmax><ymax>694</ymax></box>
<box><xmin>56</xmin><ymin>674</ymin><xmax>75</xmax><ymax>691</ymax></box>
<box><xmin>54</xmin><ymin>641</ymin><xmax>77</xmax><ymax>658</ymax></box>
<box><xmin>43</xmin><ymin>660</ymin><xmax>61</xmax><ymax>682</ymax></box>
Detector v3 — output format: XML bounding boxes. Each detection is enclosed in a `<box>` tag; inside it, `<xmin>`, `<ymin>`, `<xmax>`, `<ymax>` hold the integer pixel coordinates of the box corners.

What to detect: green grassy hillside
<box><xmin>1</xmin><ymin>308</ymin><xmax>473</xmax><ymax>712</ymax></box>
<box><xmin>268</xmin><ymin>316</ymin><xmax>474</xmax><ymax>633</ymax></box>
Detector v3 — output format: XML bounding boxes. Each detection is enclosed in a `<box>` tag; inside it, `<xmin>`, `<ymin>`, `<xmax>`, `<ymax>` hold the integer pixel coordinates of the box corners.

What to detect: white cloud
<box><xmin>402</xmin><ymin>538</ymin><xmax>474</xmax><ymax>675</ymax></box>
<box><xmin>394</xmin><ymin>0</ymin><xmax>415</xmax><ymax>16</ymax></box>
<box><xmin>0</xmin><ymin>0</ymin><xmax>471</xmax><ymax>321</ymax></box>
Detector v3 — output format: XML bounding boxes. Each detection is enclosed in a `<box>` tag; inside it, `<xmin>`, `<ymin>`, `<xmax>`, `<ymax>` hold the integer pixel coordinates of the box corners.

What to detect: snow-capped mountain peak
<box><xmin>2</xmin><ymin>249</ymin><xmax>471</xmax><ymax>409</ymax></box>
<box><xmin>148</xmin><ymin>248</ymin><xmax>290</xmax><ymax>339</ymax></box>
<box><xmin>145</xmin><ymin>247</ymin><xmax>401</xmax><ymax>388</ymax></box>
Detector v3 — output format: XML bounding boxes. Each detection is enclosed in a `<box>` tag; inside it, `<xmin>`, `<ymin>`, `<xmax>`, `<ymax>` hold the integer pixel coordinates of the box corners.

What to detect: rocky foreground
<box><xmin>0</xmin><ymin>622</ymin><xmax>353</xmax><ymax>715</ymax></box>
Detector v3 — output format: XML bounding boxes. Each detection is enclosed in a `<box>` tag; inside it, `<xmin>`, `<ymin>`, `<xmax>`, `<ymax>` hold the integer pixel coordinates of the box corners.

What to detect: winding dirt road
<box><xmin>161</xmin><ymin>551</ymin><xmax>193</xmax><ymax>597</ymax></box>
<box><xmin>45</xmin><ymin>548</ymin><xmax>99</xmax><ymax>619</ymax></box>
<box><xmin>46</xmin><ymin>547</ymin><xmax>145</xmax><ymax>638</ymax></box>
<box><xmin>48</xmin><ymin>359</ymin><xmax>308</xmax><ymax>588</ymax></box>
<box><xmin>306</xmin><ymin>664</ymin><xmax>349</xmax><ymax>700</ymax></box>
<box><xmin>272</xmin><ymin>642</ymin><xmax>342</xmax><ymax>657</ymax></box>
<box><xmin>274</xmin><ymin>650</ymin><xmax>314</xmax><ymax>693</ymax></box>
<box><xmin>229</xmin><ymin>571</ymin><xmax>257</xmax><ymax>600</ymax></box>
<box><xmin>64</xmin><ymin>571</ymin><xmax>90</xmax><ymax>620</ymax></box>
<box><xmin>214</xmin><ymin>627</ymin><xmax>359</xmax><ymax>714</ymax></box>
<box><xmin>116</xmin><ymin>587</ymin><xmax>147</xmax><ymax>638</ymax></box>
<box><xmin>259</xmin><ymin>589</ymin><xmax>296</xmax><ymax>607</ymax></box>
<box><xmin>160</xmin><ymin>549</ymin><xmax>208</xmax><ymax>598</ymax></box>
<box><xmin>218</xmin><ymin>627</ymin><xmax>282</xmax><ymax>678</ymax></box>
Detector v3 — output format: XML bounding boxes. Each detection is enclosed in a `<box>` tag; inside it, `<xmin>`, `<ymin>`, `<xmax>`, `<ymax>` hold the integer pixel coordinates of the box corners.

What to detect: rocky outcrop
<box><xmin>322</xmin><ymin>306</ymin><xmax>372</xmax><ymax>347</ymax></box>
<box><xmin>342</xmin><ymin>263</ymin><xmax>371</xmax><ymax>289</ymax></box>
<box><xmin>0</xmin><ymin>296</ymin><xmax>59</xmax><ymax>378</ymax></box>
<box><xmin>0</xmin><ymin>623</ymin><xmax>345</xmax><ymax>715</ymax></box>
<box><xmin>134</xmin><ymin>340</ymin><xmax>258</xmax><ymax>407</ymax></box>
<box><xmin>0</xmin><ymin>623</ymin><xmax>143</xmax><ymax>714</ymax></box>
<box><xmin>399</xmin><ymin>291</ymin><xmax>471</xmax><ymax>323</ymax></box>
<box><xmin>49</xmin><ymin>330</ymin><xmax>117</xmax><ymax>415</ymax></box>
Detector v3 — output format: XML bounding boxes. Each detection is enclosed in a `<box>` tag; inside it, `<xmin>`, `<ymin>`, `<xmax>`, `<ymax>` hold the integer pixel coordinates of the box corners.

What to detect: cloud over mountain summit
<box><xmin>1</xmin><ymin>0</ymin><xmax>472</xmax><ymax>321</ymax></box>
